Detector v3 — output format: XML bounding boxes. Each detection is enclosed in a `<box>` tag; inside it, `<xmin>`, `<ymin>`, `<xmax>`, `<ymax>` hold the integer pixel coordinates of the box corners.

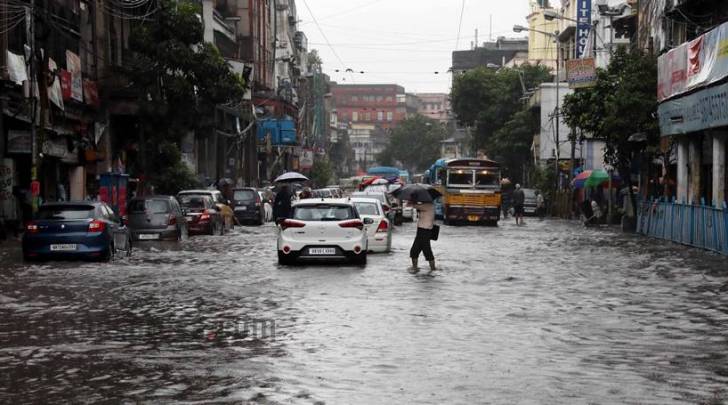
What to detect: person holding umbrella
<box><xmin>392</xmin><ymin>184</ymin><xmax>441</xmax><ymax>274</ymax></box>
<box><xmin>272</xmin><ymin>172</ymin><xmax>309</xmax><ymax>222</ymax></box>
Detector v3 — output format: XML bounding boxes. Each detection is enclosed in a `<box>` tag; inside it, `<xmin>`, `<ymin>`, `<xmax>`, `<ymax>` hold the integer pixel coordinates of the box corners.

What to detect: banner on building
<box><xmin>83</xmin><ymin>79</ymin><xmax>99</xmax><ymax>108</ymax></box>
<box><xmin>566</xmin><ymin>58</ymin><xmax>597</xmax><ymax>88</ymax></box>
<box><xmin>65</xmin><ymin>50</ymin><xmax>83</xmax><ymax>102</ymax></box>
<box><xmin>658</xmin><ymin>20</ymin><xmax>728</xmax><ymax>102</ymax></box>
<box><xmin>300</xmin><ymin>149</ymin><xmax>314</xmax><ymax>170</ymax></box>
<box><xmin>7</xmin><ymin>131</ymin><xmax>31</xmax><ymax>154</ymax></box>
<box><xmin>48</xmin><ymin>58</ymin><xmax>65</xmax><ymax>110</ymax></box>
<box><xmin>6</xmin><ymin>51</ymin><xmax>27</xmax><ymax>85</ymax></box>
<box><xmin>576</xmin><ymin>0</ymin><xmax>592</xmax><ymax>58</ymax></box>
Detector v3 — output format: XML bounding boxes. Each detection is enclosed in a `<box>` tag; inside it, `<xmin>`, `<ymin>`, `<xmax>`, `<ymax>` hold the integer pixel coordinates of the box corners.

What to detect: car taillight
<box><xmin>199</xmin><ymin>213</ymin><xmax>211</xmax><ymax>221</ymax></box>
<box><xmin>339</xmin><ymin>219</ymin><xmax>364</xmax><ymax>231</ymax></box>
<box><xmin>168</xmin><ymin>215</ymin><xmax>177</xmax><ymax>225</ymax></box>
<box><xmin>280</xmin><ymin>219</ymin><xmax>306</xmax><ymax>230</ymax></box>
<box><xmin>26</xmin><ymin>222</ymin><xmax>40</xmax><ymax>234</ymax></box>
<box><xmin>376</xmin><ymin>219</ymin><xmax>389</xmax><ymax>233</ymax></box>
<box><xmin>88</xmin><ymin>220</ymin><xmax>106</xmax><ymax>232</ymax></box>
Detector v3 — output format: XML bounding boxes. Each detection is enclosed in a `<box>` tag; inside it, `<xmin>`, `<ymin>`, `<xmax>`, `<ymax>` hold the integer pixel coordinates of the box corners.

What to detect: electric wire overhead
<box><xmin>301</xmin><ymin>0</ymin><xmax>354</xmax><ymax>83</ymax></box>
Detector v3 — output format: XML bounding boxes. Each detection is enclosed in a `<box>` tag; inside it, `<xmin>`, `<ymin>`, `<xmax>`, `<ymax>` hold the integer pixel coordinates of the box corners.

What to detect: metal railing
<box><xmin>637</xmin><ymin>199</ymin><xmax>728</xmax><ymax>255</ymax></box>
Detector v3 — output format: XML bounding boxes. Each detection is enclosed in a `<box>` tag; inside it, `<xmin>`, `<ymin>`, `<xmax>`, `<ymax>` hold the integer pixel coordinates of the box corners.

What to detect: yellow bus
<box><xmin>434</xmin><ymin>158</ymin><xmax>502</xmax><ymax>226</ymax></box>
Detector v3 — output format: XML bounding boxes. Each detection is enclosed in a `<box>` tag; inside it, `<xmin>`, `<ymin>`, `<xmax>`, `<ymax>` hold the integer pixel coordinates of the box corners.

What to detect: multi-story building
<box><xmin>651</xmin><ymin>0</ymin><xmax>728</xmax><ymax>208</ymax></box>
<box><xmin>451</xmin><ymin>36</ymin><xmax>528</xmax><ymax>75</ymax></box>
<box><xmin>527</xmin><ymin>0</ymin><xmax>559</xmax><ymax>70</ymax></box>
<box><xmin>331</xmin><ymin>84</ymin><xmax>406</xmax><ymax>130</ymax></box>
<box><xmin>415</xmin><ymin>93</ymin><xmax>450</xmax><ymax>124</ymax></box>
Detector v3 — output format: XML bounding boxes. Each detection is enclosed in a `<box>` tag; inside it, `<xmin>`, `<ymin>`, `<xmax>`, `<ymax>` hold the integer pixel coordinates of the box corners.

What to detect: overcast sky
<box><xmin>298</xmin><ymin>0</ymin><xmax>531</xmax><ymax>94</ymax></box>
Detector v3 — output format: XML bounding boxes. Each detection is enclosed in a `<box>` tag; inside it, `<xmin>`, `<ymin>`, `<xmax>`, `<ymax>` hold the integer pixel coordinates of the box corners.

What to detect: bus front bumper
<box><xmin>445</xmin><ymin>206</ymin><xmax>501</xmax><ymax>222</ymax></box>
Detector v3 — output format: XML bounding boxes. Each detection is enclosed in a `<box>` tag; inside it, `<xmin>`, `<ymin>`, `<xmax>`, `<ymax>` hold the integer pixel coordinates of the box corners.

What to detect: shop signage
<box><xmin>7</xmin><ymin>130</ymin><xmax>31</xmax><ymax>154</ymax></box>
<box><xmin>6</xmin><ymin>50</ymin><xmax>27</xmax><ymax>85</ymax></box>
<box><xmin>60</xmin><ymin>70</ymin><xmax>72</xmax><ymax>100</ymax></box>
<box><xmin>566</xmin><ymin>58</ymin><xmax>597</xmax><ymax>88</ymax></box>
<box><xmin>576</xmin><ymin>0</ymin><xmax>592</xmax><ymax>58</ymax></box>
<box><xmin>0</xmin><ymin>159</ymin><xmax>16</xmax><ymax>220</ymax></box>
<box><xmin>658</xmin><ymin>80</ymin><xmax>728</xmax><ymax>135</ymax></box>
<box><xmin>658</xmin><ymin>20</ymin><xmax>728</xmax><ymax>102</ymax></box>
<box><xmin>83</xmin><ymin>79</ymin><xmax>99</xmax><ymax>107</ymax></box>
<box><xmin>48</xmin><ymin>58</ymin><xmax>65</xmax><ymax>110</ymax></box>
<box><xmin>42</xmin><ymin>137</ymin><xmax>69</xmax><ymax>158</ymax></box>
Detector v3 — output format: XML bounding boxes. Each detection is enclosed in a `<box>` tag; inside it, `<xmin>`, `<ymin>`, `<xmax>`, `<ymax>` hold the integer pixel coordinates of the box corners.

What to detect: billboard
<box><xmin>566</xmin><ymin>58</ymin><xmax>597</xmax><ymax>88</ymax></box>
<box><xmin>658</xmin><ymin>20</ymin><xmax>728</xmax><ymax>102</ymax></box>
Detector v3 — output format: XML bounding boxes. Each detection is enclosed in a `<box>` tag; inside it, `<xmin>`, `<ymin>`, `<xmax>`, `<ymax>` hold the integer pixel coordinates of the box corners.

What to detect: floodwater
<box><xmin>1</xmin><ymin>219</ymin><xmax>727</xmax><ymax>404</ymax></box>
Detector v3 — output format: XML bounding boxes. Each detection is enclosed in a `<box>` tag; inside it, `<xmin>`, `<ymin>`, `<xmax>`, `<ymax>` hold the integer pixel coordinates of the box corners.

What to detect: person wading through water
<box><xmin>273</xmin><ymin>185</ymin><xmax>293</xmax><ymax>222</ymax></box>
<box><xmin>408</xmin><ymin>199</ymin><xmax>436</xmax><ymax>273</ymax></box>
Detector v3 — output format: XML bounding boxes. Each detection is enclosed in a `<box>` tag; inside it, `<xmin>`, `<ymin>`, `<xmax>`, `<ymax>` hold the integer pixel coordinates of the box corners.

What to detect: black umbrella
<box><xmin>390</xmin><ymin>184</ymin><xmax>442</xmax><ymax>203</ymax></box>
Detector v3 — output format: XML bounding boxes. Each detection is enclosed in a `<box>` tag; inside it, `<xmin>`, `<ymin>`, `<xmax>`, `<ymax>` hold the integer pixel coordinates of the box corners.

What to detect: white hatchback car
<box><xmin>351</xmin><ymin>197</ymin><xmax>392</xmax><ymax>253</ymax></box>
<box><xmin>277</xmin><ymin>199</ymin><xmax>369</xmax><ymax>265</ymax></box>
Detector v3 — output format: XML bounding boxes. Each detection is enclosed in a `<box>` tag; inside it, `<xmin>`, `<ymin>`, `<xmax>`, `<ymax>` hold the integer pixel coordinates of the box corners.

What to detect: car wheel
<box><xmin>351</xmin><ymin>251</ymin><xmax>367</xmax><ymax>266</ymax></box>
<box><xmin>277</xmin><ymin>251</ymin><xmax>295</xmax><ymax>265</ymax></box>
<box><xmin>100</xmin><ymin>241</ymin><xmax>114</xmax><ymax>262</ymax></box>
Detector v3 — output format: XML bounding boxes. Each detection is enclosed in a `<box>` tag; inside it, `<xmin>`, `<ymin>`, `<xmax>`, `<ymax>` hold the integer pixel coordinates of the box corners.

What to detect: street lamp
<box><xmin>514</xmin><ymin>24</ymin><xmax>562</xmax><ymax>190</ymax></box>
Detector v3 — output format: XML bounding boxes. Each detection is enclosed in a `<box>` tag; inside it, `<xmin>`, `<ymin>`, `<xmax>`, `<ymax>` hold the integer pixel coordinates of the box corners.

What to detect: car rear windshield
<box><xmin>523</xmin><ymin>189</ymin><xmax>537</xmax><ymax>198</ymax></box>
<box><xmin>353</xmin><ymin>193</ymin><xmax>385</xmax><ymax>204</ymax></box>
<box><xmin>38</xmin><ymin>205</ymin><xmax>95</xmax><ymax>220</ymax></box>
<box><xmin>292</xmin><ymin>205</ymin><xmax>356</xmax><ymax>221</ymax></box>
<box><xmin>353</xmin><ymin>202</ymin><xmax>380</xmax><ymax>216</ymax></box>
<box><xmin>178</xmin><ymin>195</ymin><xmax>209</xmax><ymax>208</ymax></box>
<box><xmin>234</xmin><ymin>190</ymin><xmax>256</xmax><ymax>201</ymax></box>
<box><xmin>129</xmin><ymin>199</ymin><xmax>170</xmax><ymax>214</ymax></box>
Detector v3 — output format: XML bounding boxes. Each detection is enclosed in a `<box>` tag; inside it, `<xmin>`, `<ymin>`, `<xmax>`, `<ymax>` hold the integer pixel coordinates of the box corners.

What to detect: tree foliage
<box><xmin>561</xmin><ymin>47</ymin><xmax>659</xmax><ymax>177</ymax></box>
<box><xmin>377</xmin><ymin>115</ymin><xmax>446</xmax><ymax>173</ymax></box>
<box><xmin>450</xmin><ymin>64</ymin><xmax>552</xmax><ymax>152</ymax></box>
<box><xmin>489</xmin><ymin>107</ymin><xmax>541</xmax><ymax>183</ymax></box>
<box><xmin>310</xmin><ymin>158</ymin><xmax>333</xmax><ymax>187</ymax></box>
<box><xmin>122</xmin><ymin>0</ymin><xmax>247</xmax><ymax>192</ymax></box>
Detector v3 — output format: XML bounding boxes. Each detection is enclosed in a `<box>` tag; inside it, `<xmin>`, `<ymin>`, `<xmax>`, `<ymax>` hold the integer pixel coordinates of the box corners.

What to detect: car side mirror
<box><xmin>363</xmin><ymin>218</ymin><xmax>374</xmax><ymax>225</ymax></box>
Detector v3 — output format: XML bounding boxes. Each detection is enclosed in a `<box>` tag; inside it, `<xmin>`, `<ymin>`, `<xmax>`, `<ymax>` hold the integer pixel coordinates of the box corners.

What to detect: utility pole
<box><xmin>27</xmin><ymin>0</ymin><xmax>39</xmax><ymax>214</ymax></box>
<box><xmin>554</xmin><ymin>38</ymin><xmax>561</xmax><ymax>192</ymax></box>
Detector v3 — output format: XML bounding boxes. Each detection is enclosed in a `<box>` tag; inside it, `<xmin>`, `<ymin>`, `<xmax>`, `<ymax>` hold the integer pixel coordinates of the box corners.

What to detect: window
<box><xmin>447</xmin><ymin>170</ymin><xmax>474</xmax><ymax>188</ymax></box>
<box><xmin>386</xmin><ymin>96</ymin><xmax>393</xmax><ymax>102</ymax></box>
<box><xmin>377</xmin><ymin>111</ymin><xmax>383</xmax><ymax>121</ymax></box>
<box><xmin>352</xmin><ymin>95</ymin><xmax>359</xmax><ymax>102</ymax></box>
<box><xmin>292</xmin><ymin>205</ymin><xmax>356</xmax><ymax>221</ymax></box>
<box><xmin>233</xmin><ymin>190</ymin><xmax>256</xmax><ymax>202</ymax></box>
<box><xmin>364</xmin><ymin>112</ymin><xmax>371</xmax><ymax>121</ymax></box>
<box><xmin>386</xmin><ymin>112</ymin><xmax>393</xmax><ymax>121</ymax></box>
<box><xmin>376</xmin><ymin>96</ymin><xmax>383</xmax><ymax>102</ymax></box>
<box><xmin>129</xmin><ymin>199</ymin><xmax>170</xmax><ymax>214</ymax></box>
<box><xmin>38</xmin><ymin>205</ymin><xmax>95</xmax><ymax>220</ymax></box>
<box><xmin>475</xmin><ymin>170</ymin><xmax>500</xmax><ymax>188</ymax></box>
<box><xmin>352</xmin><ymin>111</ymin><xmax>358</xmax><ymax>121</ymax></box>
<box><xmin>354</xmin><ymin>202</ymin><xmax>380</xmax><ymax>216</ymax></box>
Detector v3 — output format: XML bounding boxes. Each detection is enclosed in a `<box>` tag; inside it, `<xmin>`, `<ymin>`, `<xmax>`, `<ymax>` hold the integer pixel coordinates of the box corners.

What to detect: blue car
<box><xmin>22</xmin><ymin>201</ymin><xmax>132</xmax><ymax>262</ymax></box>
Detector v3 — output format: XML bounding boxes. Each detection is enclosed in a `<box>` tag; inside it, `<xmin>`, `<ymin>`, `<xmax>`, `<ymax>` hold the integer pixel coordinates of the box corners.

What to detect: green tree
<box><xmin>489</xmin><ymin>107</ymin><xmax>540</xmax><ymax>183</ymax></box>
<box><xmin>122</xmin><ymin>0</ymin><xmax>247</xmax><ymax>192</ymax></box>
<box><xmin>451</xmin><ymin>64</ymin><xmax>552</xmax><ymax>152</ymax></box>
<box><xmin>561</xmin><ymin>47</ymin><xmax>659</xmax><ymax>217</ymax></box>
<box><xmin>310</xmin><ymin>158</ymin><xmax>333</xmax><ymax>187</ymax></box>
<box><xmin>377</xmin><ymin>115</ymin><xmax>445</xmax><ymax>173</ymax></box>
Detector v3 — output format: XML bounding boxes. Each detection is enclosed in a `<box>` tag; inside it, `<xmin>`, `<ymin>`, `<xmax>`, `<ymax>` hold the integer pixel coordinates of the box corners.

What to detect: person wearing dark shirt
<box><xmin>512</xmin><ymin>184</ymin><xmax>525</xmax><ymax>225</ymax></box>
<box><xmin>273</xmin><ymin>185</ymin><xmax>293</xmax><ymax>222</ymax></box>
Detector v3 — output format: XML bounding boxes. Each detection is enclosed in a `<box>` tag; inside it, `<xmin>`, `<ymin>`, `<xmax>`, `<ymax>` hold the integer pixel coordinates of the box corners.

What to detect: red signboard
<box><xmin>30</xmin><ymin>180</ymin><xmax>40</xmax><ymax>197</ymax></box>
<box><xmin>60</xmin><ymin>70</ymin><xmax>72</xmax><ymax>100</ymax></box>
<box><xmin>83</xmin><ymin>79</ymin><xmax>100</xmax><ymax>108</ymax></box>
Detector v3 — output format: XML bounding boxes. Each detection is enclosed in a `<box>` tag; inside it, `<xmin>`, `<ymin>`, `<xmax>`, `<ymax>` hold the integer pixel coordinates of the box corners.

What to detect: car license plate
<box><xmin>308</xmin><ymin>247</ymin><xmax>335</xmax><ymax>255</ymax></box>
<box><xmin>467</xmin><ymin>215</ymin><xmax>479</xmax><ymax>222</ymax></box>
<box><xmin>138</xmin><ymin>234</ymin><xmax>159</xmax><ymax>240</ymax></box>
<box><xmin>50</xmin><ymin>244</ymin><xmax>77</xmax><ymax>251</ymax></box>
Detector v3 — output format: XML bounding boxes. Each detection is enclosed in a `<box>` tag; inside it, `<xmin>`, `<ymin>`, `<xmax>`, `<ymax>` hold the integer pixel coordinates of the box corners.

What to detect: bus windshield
<box><xmin>447</xmin><ymin>170</ymin><xmax>474</xmax><ymax>188</ymax></box>
<box><xmin>475</xmin><ymin>170</ymin><xmax>500</xmax><ymax>188</ymax></box>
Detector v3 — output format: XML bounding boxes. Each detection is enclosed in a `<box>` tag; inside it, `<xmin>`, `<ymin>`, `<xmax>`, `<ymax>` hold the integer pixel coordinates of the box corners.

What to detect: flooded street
<box><xmin>1</xmin><ymin>220</ymin><xmax>728</xmax><ymax>404</ymax></box>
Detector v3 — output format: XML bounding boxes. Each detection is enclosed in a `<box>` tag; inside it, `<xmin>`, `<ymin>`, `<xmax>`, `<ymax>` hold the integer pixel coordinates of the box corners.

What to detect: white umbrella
<box><xmin>274</xmin><ymin>172</ymin><xmax>309</xmax><ymax>183</ymax></box>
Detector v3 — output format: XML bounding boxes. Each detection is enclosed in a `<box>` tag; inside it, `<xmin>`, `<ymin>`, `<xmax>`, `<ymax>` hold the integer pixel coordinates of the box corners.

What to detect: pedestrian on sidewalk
<box><xmin>408</xmin><ymin>199</ymin><xmax>437</xmax><ymax>274</ymax></box>
<box><xmin>512</xmin><ymin>184</ymin><xmax>525</xmax><ymax>225</ymax></box>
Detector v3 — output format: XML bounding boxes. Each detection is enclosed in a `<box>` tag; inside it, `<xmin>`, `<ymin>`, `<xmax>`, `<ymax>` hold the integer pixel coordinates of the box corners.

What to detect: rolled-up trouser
<box><xmin>410</xmin><ymin>227</ymin><xmax>434</xmax><ymax>261</ymax></box>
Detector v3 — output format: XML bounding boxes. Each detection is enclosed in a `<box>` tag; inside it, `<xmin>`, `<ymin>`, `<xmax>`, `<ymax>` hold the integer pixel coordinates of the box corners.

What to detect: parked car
<box><xmin>22</xmin><ymin>201</ymin><xmax>131</xmax><ymax>261</ymax></box>
<box><xmin>277</xmin><ymin>199</ymin><xmax>368</xmax><ymax>265</ymax></box>
<box><xmin>522</xmin><ymin>188</ymin><xmax>539</xmax><ymax>216</ymax></box>
<box><xmin>360</xmin><ymin>185</ymin><xmax>403</xmax><ymax>224</ymax></box>
<box><xmin>402</xmin><ymin>204</ymin><xmax>417</xmax><ymax>222</ymax></box>
<box><xmin>258</xmin><ymin>190</ymin><xmax>274</xmax><ymax>222</ymax></box>
<box><xmin>351</xmin><ymin>191</ymin><xmax>397</xmax><ymax>225</ymax></box>
<box><xmin>127</xmin><ymin>196</ymin><xmax>188</xmax><ymax>241</ymax></box>
<box><xmin>352</xmin><ymin>197</ymin><xmax>392</xmax><ymax>253</ymax></box>
<box><xmin>177</xmin><ymin>194</ymin><xmax>225</xmax><ymax>236</ymax></box>
<box><xmin>178</xmin><ymin>189</ymin><xmax>234</xmax><ymax>232</ymax></box>
<box><xmin>232</xmin><ymin>187</ymin><xmax>265</xmax><ymax>225</ymax></box>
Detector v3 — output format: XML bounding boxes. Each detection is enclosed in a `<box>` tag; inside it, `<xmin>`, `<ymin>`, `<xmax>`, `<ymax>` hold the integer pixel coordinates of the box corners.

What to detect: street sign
<box><xmin>576</xmin><ymin>0</ymin><xmax>592</xmax><ymax>58</ymax></box>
